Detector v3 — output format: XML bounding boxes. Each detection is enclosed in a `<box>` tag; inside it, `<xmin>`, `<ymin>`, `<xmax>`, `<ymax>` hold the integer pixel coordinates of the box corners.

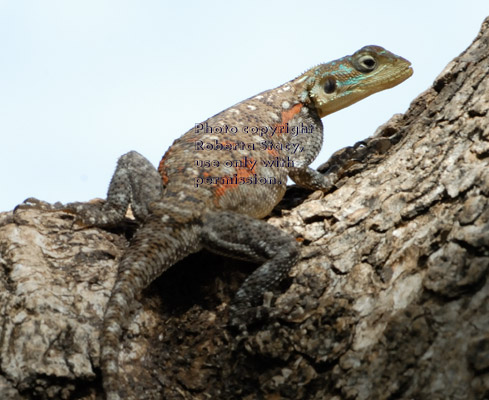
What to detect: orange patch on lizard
<box><xmin>274</xmin><ymin>103</ymin><xmax>303</xmax><ymax>136</ymax></box>
<box><xmin>213</xmin><ymin>157</ymin><xmax>257</xmax><ymax>204</ymax></box>
<box><xmin>266</xmin><ymin>148</ymin><xmax>280</xmax><ymax>157</ymax></box>
<box><xmin>158</xmin><ymin>148</ymin><xmax>173</xmax><ymax>185</ymax></box>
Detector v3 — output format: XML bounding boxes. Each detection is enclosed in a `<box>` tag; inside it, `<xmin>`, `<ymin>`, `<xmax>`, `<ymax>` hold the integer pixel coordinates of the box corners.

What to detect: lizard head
<box><xmin>297</xmin><ymin>45</ymin><xmax>413</xmax><ymax>118</ymax></box>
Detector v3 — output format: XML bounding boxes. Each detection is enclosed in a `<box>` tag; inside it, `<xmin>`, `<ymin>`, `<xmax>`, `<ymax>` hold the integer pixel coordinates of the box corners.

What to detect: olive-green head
<box><xmin>297</xmin><ymin>45</ymin><xmax>413</xmax><ymax>117</ymax></box>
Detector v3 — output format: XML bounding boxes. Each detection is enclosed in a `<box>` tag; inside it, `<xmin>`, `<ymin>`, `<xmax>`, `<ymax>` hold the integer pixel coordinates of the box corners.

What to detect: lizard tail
<box><xmin>100</xmin><ymin>213</ymin><xmax>202</xmax><ymax>399</ymax></box>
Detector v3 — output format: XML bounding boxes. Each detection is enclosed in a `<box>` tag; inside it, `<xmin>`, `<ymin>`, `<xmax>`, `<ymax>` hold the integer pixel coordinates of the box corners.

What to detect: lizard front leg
<box><xmin>288</xmin><ymin>166</ymin><xmax>339</xmax><ymax>192</ymax></box>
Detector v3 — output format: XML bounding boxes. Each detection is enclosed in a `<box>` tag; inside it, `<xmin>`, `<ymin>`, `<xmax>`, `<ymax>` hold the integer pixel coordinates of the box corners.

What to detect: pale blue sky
<box><xmin>1</xmin><ymin>1</ymin><xmax>488</xmax><ymax>211</ymax></box>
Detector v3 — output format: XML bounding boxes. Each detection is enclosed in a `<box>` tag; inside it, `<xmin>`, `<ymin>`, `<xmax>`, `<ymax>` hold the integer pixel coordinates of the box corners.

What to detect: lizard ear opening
<box><xmin>353</xmin><ymin>54</ymin><xmax>377</xmax><ymax>73</ymax></box>
<box><xmin>323</xmin><ymin>78</ymin><xmax>337</xmax><ymax>94</ymax></box>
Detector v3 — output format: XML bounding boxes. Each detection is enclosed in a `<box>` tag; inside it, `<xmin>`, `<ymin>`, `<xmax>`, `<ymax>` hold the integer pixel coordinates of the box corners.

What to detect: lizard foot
<box><xmin>14</xmin><ymin>197</ymin><xmax>106</xmax><ymax>229</ymax></box>
<box><xmin>228</xmin><ymin>303</ymin><xmax>272</xmax><ymax>331</ymax></box>
<box><xmin>14</xmin><ymin>197</ymin><xmax>62</xmax><ymax>212</ymax></box>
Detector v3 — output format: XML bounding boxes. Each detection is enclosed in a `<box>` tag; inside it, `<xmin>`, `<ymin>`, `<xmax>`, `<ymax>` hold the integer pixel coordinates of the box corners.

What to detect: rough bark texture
<box><xmin>2</xmin><ymin>17</ymin><xmax>489</xmax><ymax>400</ymax></box>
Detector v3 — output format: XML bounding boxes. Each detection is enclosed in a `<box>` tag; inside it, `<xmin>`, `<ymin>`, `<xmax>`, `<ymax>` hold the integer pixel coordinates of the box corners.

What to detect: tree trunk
<box><xmin>2</xmin><ymin>16</ymin><xmax>489</xmax><ymax>400</ymax></box>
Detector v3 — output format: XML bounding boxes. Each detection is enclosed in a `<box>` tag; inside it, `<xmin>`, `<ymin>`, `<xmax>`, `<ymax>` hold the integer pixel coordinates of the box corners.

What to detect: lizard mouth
<box><xmin>379</xmin><ymin>61</ymin><xmax>413</xmax><ymax>90</ymax></box>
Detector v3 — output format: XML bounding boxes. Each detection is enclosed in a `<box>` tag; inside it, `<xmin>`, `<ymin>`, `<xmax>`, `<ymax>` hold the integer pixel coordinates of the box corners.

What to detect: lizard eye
<box><xmin>323</xmin><ymin>78</ymin><xmax>336</xmax><ymax>94</ymax></box>
<box><xmin>355</xmin><ymin>55</ymin><xmax>377</xmax><ymax>73</ymax></box>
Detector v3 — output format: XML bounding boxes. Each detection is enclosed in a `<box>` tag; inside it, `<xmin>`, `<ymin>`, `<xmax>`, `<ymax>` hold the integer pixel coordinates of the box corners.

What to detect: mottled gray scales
<box><xmin>202</xmin><ymin>210</ymin><xmax>300</xmax><ymax>319</ymax></box>
<box><xmin>63</xmin><ymin>46</ymin><xmax>412</xmax><ymax>399</ymax></box>
<box><xmin>289</xmin><ymin>166</ymin><xmax>339</xmax><ymax>191</ymax></box>
<box><xmin>66</xmin><ymin>151</ymin><xmax>163</xmax><ymax>227</ymax></box>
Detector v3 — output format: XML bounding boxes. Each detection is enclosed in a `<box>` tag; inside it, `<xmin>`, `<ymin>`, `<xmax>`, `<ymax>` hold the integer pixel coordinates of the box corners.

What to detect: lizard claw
<box><xmin>14</xmin><ymin>197</ymin><xmax>58</xmax><ymax>212</ymax></box>
<box><xmin>228</xmin><ymin>303</ymin><xmax>271</xmax><ymax>331</ymax></box>
<box><xmin>14</xmin><ymin>198</ymin><xmax>98</xmax><ymax>229</ymax></box>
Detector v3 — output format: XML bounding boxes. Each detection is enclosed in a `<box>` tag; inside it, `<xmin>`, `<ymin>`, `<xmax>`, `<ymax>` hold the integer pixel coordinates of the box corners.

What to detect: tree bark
<box><xmin>2</xmin><ymin>17</ymin><xmax>489</xmax><ymax>400</ymax></box>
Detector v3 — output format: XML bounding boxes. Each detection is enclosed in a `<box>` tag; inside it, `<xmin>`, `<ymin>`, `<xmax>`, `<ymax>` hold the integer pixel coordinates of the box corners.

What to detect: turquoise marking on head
<box><xmin>324</xmin><ymin>63</ymin><xmax>354</xmax><ymax>77</ymax></box>
<box><xmin>338</xmin><ymin>64</ymin><xmax>352</xmax><ymax>72</ymax></box>
<box><xmin>340</xmin><ymin>75</ymin><xmax>367</xmax><ymax>86</ymax></box>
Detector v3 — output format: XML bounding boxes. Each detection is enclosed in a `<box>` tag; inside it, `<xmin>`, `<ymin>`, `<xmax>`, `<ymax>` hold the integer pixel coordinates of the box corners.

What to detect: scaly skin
<box><xmin>64</xmin><ymin>45</ymin><xmax>412</xmax><ymax>399</ymax></box>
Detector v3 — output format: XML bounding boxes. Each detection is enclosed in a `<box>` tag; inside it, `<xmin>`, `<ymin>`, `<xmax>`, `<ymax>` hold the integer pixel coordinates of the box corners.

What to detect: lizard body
<box><xmin>67</xmin><ymin>46</ymin><xmax>412</xmax><ymax>399</ymax></box>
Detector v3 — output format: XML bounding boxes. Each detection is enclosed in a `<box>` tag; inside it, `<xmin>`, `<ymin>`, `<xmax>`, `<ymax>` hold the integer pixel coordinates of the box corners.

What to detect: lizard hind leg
<box><xmin>201</xmin><ymin>211</ymin><xmax>300</xmax><ymax>325</ymax></box>
<box><xmin>67</xmin><ymin>151</ymin><xmax>164</xmax><ymax>227</ymax></box>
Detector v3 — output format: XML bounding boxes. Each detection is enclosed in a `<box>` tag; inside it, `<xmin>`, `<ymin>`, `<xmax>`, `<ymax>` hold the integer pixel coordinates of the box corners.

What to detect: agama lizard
<box><xmin>63</xmin><ymin>46</ymin><xmax>412</xmax><ymax>399</ymax></box>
